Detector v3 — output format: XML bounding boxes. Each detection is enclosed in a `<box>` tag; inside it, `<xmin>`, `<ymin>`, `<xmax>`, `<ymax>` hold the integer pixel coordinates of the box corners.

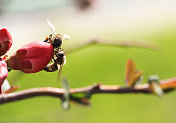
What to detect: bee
<box><xmin>43</xmin><ymin>20</ymin><xmax>70</xmax><ymax>79</ymax></box>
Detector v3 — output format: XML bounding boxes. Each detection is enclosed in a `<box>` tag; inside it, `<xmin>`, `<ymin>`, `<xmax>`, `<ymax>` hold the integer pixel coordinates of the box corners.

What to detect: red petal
<box><xmin>0</xmin><ymin>28</ymin><xmax>12</xmax><ymax>42</ymax></box>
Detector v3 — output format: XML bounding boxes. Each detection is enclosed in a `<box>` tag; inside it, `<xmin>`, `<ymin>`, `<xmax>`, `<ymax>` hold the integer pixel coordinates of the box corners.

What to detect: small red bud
<box><xmin>7</xmin><ymin>42</ymin><xmax>54</xmax><ymax>73</ymax></box>
<box><xmin>0</xmin><ymin>28</ymin><xmax>12</xmax><ymax>56</ymax></box>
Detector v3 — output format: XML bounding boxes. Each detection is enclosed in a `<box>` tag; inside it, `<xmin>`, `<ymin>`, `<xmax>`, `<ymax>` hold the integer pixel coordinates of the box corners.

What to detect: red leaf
<box><xmin>125</xmin><ymin>59</ymin><xmax>143</xmax><ymax>87</ymax></box>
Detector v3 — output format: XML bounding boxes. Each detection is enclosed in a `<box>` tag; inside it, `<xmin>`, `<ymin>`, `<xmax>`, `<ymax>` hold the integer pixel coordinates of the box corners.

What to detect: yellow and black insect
<box><xmin>43</xmin><ymin>21</ymin><xmax>70</xmax><ymax>79</ymax></box>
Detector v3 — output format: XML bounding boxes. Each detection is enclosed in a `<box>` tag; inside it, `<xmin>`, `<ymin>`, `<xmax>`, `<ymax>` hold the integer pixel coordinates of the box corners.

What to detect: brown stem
<box><xmin>0</xmin><ymin>78</ymin><xmax>176</xmax><ymax>105</ymax></box>
<box><xmin>66</xmin><ymin>38</ymin><xmax>160</xmax><ymax>53</ymax></box>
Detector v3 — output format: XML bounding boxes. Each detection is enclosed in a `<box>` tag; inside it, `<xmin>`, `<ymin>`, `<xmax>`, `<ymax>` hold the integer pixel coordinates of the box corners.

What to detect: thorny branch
<box><xmin>0</xmin><ymin>77</ymin><xmax>176</xmax><ymax>105</ymax></box>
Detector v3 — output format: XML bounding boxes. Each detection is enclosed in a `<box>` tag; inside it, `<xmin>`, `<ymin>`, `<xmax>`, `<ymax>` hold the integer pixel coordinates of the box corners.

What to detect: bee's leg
<box><xmin>44</xmin><ymin>53</ymin><xmax>58</xmax><ymax>72</ymax></box>
<box><xmin>44</xmin><ymin>62</ymin><xmax>58</xmax><ymax>72</ymax></box>
<box><xmin>54</xmin><ymin>50</ymin><xmax>59</xmax><ymax>57</ymax></box>
<box><xmin>51</xmin><ymin>53</ymin><xmax>58</xmax><ymax>64</ymax></box>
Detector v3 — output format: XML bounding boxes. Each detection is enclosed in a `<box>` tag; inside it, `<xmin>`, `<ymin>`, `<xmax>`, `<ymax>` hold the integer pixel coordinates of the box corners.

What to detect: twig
<box><xmin>0</xmin><ymin>77</ymin><xmax>175</xmax><ymax>105</ymax></box>
<box><xmin>66</xmin><ymin>38</ymin><xmax>160</xmax><ymax>53</ymax></box>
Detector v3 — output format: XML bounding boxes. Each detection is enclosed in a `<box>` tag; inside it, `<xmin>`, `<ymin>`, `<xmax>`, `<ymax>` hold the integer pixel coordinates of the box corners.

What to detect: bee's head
<box><xmin>53</xmin><ymin>37</ymin><xmax>62</xmax><ymax>48</ymax></box>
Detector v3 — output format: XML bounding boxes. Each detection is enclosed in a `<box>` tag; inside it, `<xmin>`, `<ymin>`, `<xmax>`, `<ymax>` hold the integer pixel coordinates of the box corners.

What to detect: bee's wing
<box><xmin>47</xmin><ymin>20</ymin><xmax>56</xmax><ymax>35</ymax></box>
<box><xmin>62</xmin><ymin>34</ymin><xmax>71</xmax><ymax>40</ymax></box>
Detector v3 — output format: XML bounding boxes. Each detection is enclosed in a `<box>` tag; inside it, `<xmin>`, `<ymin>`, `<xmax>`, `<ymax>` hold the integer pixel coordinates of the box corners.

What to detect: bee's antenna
<box><xmin>47</xmin><ymin>20</ymin><xmax>56</xmax><ymax>35</ymax></box>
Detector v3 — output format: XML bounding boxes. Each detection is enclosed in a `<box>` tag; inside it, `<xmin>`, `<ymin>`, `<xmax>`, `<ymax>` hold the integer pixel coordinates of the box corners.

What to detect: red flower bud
<box><xmin>0</xmin><ymin>28</ymin><xmax>12</xmax><ymax>56</ymax></box>
<box><xmin>0</xmin><ymin>58</ymin><xmax>8</xmax><ymax>94</ymax></box>
<box><xmin>7</xmin><ymin>42</ymin><xmax>54</xmax><ymax>73</ymax></box>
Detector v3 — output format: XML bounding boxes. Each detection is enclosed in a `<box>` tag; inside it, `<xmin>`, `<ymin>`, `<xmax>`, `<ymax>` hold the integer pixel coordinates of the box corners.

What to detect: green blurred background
<box><xmin>1</xmin><ymin>0</ymin><xmax>176</xmax><ymax>123</ymax></box>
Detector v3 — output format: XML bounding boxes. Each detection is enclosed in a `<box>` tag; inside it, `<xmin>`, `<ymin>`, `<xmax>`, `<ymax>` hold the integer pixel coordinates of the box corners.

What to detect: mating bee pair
<box><xmin>43</xmin><ymin>21</ymin><xmax>70</xmax><ymax>78</ymax></box>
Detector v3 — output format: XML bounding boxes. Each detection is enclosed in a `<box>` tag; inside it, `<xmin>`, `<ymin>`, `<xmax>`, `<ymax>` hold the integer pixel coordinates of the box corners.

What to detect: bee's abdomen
<box><xmin>43</xmin><ymin>63</ymin><xmax>58</xmax><ymax>72</ymax></box>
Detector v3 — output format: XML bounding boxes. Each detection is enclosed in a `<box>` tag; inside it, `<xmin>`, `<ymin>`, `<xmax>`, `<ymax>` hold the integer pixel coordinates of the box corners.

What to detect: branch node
<box><xmin>91</xmin><ymin>83</ymin><xmax>101</xmax><ymax>93</ymax></box>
